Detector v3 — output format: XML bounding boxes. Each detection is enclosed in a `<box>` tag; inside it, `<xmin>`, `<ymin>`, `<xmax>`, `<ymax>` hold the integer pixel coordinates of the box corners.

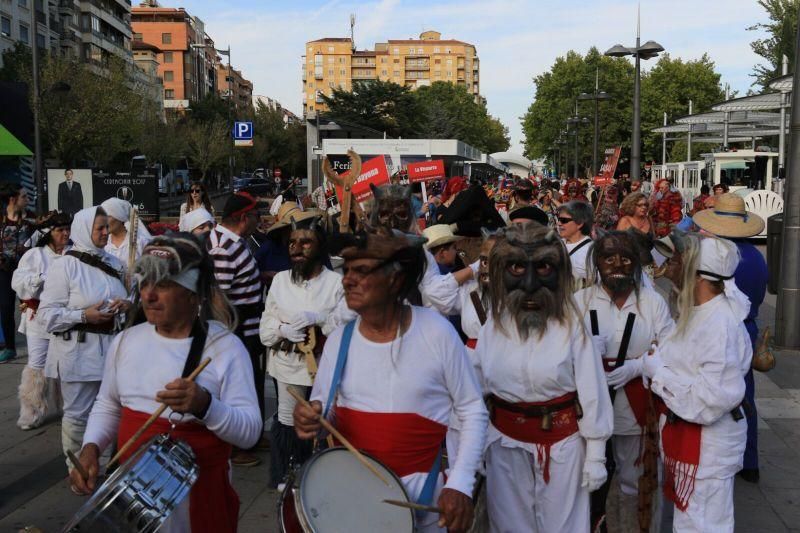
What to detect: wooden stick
<box><xmin>286</xmin><ymin>386</ymin><xmax>390</xmax><ymax>486</ymax></box>
<box><xmin>383</xmin><ymin>499</ymin><xmax>442</xmax><ymax>514</ymax></box>
<box><xmin>107</xmin><ymin>357</ymin><xmax>213</xmax><ymax>469</ymax></box>
<box><xmin>67</xmin><ymin>449</ymin><xmax>89</xmax><ymax>480</ymax></box>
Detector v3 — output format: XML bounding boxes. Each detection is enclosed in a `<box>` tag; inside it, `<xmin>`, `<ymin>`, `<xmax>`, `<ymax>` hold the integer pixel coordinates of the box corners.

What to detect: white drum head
<box><xmin>299</xmin><ymin>447</ymin><xmax>415</xmax><ymax>533</ymax></box>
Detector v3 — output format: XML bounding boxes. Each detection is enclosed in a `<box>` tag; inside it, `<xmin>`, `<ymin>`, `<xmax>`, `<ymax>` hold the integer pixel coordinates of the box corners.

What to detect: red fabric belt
<box><xmin>465</xmin><ymin>338</ymin><xmax>477</xmax><ymax>349</ymax></box>
<box><xmin>661</xmin><ymin>417</ymin><xmax>701</xmax><ymax>512</ymax></box>
<box><xmin>603</xmin><ymin>358</ymin><xmax>648</xmax><ymax>428</ymax></box>
<box><xmin>21</xmin><ymin>298</ymin><xmax>39</xmax><ymax>319</ymax></box>
<box><xmin>490</xmin><ymin>392</ymin><xmax>579</xmax><ymax>483</ymax></box>
<box><xmin>117</xmin><ymin>407</ymin><xmax>238</xmax><ymax>533</ymax></box>
<box><xmin>333</xmin><ymin>406</ymin><xmax>447</xmax><ymax>478</ymax></box>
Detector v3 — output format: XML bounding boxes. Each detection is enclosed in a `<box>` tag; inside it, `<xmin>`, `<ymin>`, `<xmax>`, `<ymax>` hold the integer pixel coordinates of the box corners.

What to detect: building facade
<box><xmin>302</xmin><ymin>30</ymin><xmax>480</xmax><ymax>116</ymax></box>
<box><xmin>216</xmin><ymin>62</ymin><xmax>252</xmax><ymax>111</ymax></box>
<box><xmin>253</xmin><ymin>94</ymin><xmax>299</xmax><ymax>126</ymax></box>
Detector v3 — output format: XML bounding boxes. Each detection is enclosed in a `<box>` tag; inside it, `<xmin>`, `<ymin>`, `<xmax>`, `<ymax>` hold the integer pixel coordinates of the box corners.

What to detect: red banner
<box><xmin>594</xmin><ymin>147</ymin><xmax>621</xmax><ymax>186</ymax></box>
<box><xmin>332</xmin><ymin>155</ymin><xmax>390</xmax><ymax>203</ymax></box>
<box><xmin>407</xmin><ymin>160</ymin><xmax>445</xmax><ymax>183</ymax></box>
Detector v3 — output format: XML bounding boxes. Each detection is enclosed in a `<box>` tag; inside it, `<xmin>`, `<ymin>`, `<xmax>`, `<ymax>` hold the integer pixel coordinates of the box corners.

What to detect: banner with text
<box><xmin>330</xmin><ymin>155</ymin><xmax>391</xmax><ymax>203</ymax></box>
<box><xmin>594</xmin><ymin>146</ymin><xmax>621</xmax><ymax>186</ymax></box>
<box><xmin>93</xmin><ymin>169</ymin><xmax>160</xmax><ymax>218</ymax></box>
<box><xmin>407</xmin><ymin>159</ymin><xmax>445</xmax><ymax>183</ymax></box>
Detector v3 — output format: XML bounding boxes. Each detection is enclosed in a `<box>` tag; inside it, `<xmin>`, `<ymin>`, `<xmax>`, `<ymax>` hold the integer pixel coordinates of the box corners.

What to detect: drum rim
<box><xmin>297</xmin><ymin>446</ymin><xmax>415</xmax><ymax>531</ymax></box>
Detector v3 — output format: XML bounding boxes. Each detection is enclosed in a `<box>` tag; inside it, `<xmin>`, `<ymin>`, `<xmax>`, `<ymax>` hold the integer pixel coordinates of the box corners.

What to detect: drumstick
<box><xmin>286</xmin><ymin>386</ymin><xmax>390</xmax><ymax>486</ymax></box>
<box><xmin>383</xmin><ymin>499</ymin><xmax>442</xmax><ymax>514</ymax></box>
<box><xmin>66</xmin><ymin>449</ymin><xmax>90</xmax><ymax>480</ymax></box>
<box><xmin>107</xmin><ymin>357</ymin><xmax>213</xmax><ymax>469</ymax></box>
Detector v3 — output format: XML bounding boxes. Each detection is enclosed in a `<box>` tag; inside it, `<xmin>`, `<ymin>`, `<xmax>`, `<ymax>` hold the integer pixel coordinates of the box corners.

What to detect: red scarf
<box><xmin>117</xmin><ymin>407</ymin><xmax>239</xmax><ymax>533</ymax></box>
<box><xmin>661</xmin><ymin>418</ymin><xmax>702</xmax><ymax>511</ymax></box>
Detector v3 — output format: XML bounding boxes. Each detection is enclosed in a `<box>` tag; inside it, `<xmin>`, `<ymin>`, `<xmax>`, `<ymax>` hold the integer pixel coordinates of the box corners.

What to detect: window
<box><xmin>445</xmin><ymin>47</ymin><xmax>451</xmax><ymax>53</ymax></box>
<box><xmin>161</xmin><ymin>32</ymin><xmax>171</xmax><ymax>44</ymax></box>
<box><xmin>434</xmin><ymin>59</ymin><xmax>441</xmax><ymax>64</ymax></box>
<box><xmin>1</xmin><ymin>17</ymin><xmax>10</xmax><ymax>37</ymax></box>
<box><xmin>328</xmin><ymin>68</ymin><xmax>333</xmax><ymax>75</ymax></box>
<box><xmin>446</xmin><ymin>58</ymin><xmax>452</xmax><ymax>65</ymax></box>
<box><xmin>327</xmin><ymin>46</ymin><xmax>334</xmax><ymax>52</ymax></box>
<box><xmin>165</xmin><ymin>89</ymin><xmax>175</xmax><ymax>99</ymax></box>
<box><xmin>393</xmin><ymin>70</ymin><xmax>400</xmax><ymax>77</ymax></box>
<box><xmin>447</xmin><ymin>70</ymin><xmax>452</xmax><ymax>78</ymax></box>
<box><xmin>133</xmin><ymin>32</ymin><xmax>142</xmax><ymax>41</ymax></box>
<box><xmin>339</xmin><ymin>69</ymin><xmax>345</xmax><ymax>75</ymax></box>
<box><xmin>18</xmin><ymin>23</ymin><xmax>28</xmax><ymax>43</ymax></box>
<box><xmin>418</xmin><ymin>47</ymin><xmax>424</xmax><ymax>53</ymax></box>
<box><xmin>36</xmin><ymin>33</ymin><xmax>45</xmax><ymax>48</ymax></box>
<box><xmin>435</xmin><ymin>71</ymin><xmax>441</xmax><ymax>78</ymax></box>
<box><xmin>90</xmin><ymin>15</ymin><xmax>99</xmax><ymax>32</ymax></box>
<box><xmin>163</xmin><ymin>70</ymin><xmax>174</xmax><ymax>81</ymax></box>
<box><xmin>434</xmin><ymin>47</ymin><xmax>440</xmax><ymax>53</ymax></box>
<box><xmin>329</xmin><ymin>81</ymin><xmax>334</xmax><ymax>87</ymax></box>
<box><xmin>381</xmin><ymin>69</ymin><xmax>387</xmax><ymax>75</ymax></box>
<box><xmin>393</xmin><ymin>47</ymin><xmax>399</xmax><ymax>54</ymax></box>
<box><xmin>393</xmin><ymin>58</ymin><xmax>399</xmax><ymax>64</ymax></box>
<box><xmin>409</xmin><ymin>47</ymin><xmax>415</xmax><ymax>54</ymax></box>
<box><xmin>163</xmin><ymin>51</ymin><xmax>173</xmax><ymax>63</ymax></box>
<box><xmin>18</xmin><ymin>0</ymin><xmax>26</xmax><ymax>7</ymax></box>
<box><xmin>381</xmin><ymin>57</ymin><xmax>386</xmax><ymax>63</ymax></box>
<box><xmin>327</xmin><ymin>56</ymin><xmax>333</xmax><ymax>64</ymax></box>
<box><xmin>339</xmin><ymin>57</ymin><xmax>345</xmax><ymax>64</ymax></box>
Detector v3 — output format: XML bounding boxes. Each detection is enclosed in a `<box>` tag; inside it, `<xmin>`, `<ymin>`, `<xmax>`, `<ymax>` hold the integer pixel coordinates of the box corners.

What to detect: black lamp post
<box><xmin>566</xmin><ymin>108</ymin><xmax>590</xmax><ymax>180</ymax></box>
<box><xmin>578</xmin><ymin>70</ymin><xmax>612</xmax><ymax>176</ymax></box>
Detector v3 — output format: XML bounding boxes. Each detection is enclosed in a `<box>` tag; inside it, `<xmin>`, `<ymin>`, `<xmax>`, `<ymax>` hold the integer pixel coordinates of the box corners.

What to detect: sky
<box><xmin>177</xmin><ymin>0</ymin><xmax>771</xmax><ymax>154</ymax></box>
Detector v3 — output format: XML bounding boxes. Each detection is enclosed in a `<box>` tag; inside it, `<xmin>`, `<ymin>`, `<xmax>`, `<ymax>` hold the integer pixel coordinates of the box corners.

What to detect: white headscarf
<box><xmin>70</xmin><ymin>206</ymin><xmax>105</xmax><ymax>254</ymax></box>
<box><xmin>180</xmin><ymin>207</ymin><xmax>215</xmax><ymax>232</ymax></box>
<box><xmin>698</xmin><ymin>237</ymin><xmax>750</xmax><ymax>321</ymax></box>
<box><xmin>100</xmin><ymin>197</ymin><xmax>153</xmax><ymax>241</ymax></box>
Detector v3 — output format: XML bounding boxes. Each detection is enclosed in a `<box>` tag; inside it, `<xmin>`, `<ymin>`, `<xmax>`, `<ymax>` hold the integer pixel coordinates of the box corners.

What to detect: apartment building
<box><xmin>253</xmin><ymin>94</ymin><xmax>299</xmax><ymax>126</ymax></box>
<box><xmin>303</xmin><ymin>30</ymin><xmax>480</xmax><ymax>116</ymax></box>
<box><xmin>216</xmin><ymin>62</ymin><xmax>252</xmax><ymax>110</ymax></box>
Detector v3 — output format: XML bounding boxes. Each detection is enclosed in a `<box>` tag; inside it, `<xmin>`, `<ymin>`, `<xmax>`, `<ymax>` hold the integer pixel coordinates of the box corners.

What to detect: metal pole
<box><xmin>574</xmin><ymin>127</ymin><xmax>579</xmax><ymax>180</ymax></box>
<box><xmin>227</xmin><ymin>45</ymin><xmax>234</xmax><ymax>187</ymax></box>
<box><xmin>687</xmin><ymin>100</ymin><xmax>693</xmax><ymax>162</ymax></box>
<box><xmin>662</xmin><ymin>112</ymin><xmax>667</xmax><ymax>165</ymax></box>
<box><xmin>592</xmin><ymin>68</ymin><xmax>600</xmax><ymax>176</ymax></box>
<box><xmin>779</xmin><ymin>55</ymin><xmax>789</xmax><ymax>176</ymax></box>
<box><xmin>631</xmin><ymin>37</ymin><xmax>641</xmax><ymax>181</ymax></box>
<box><xmin>723</xmin><ymin>112</ymin><xmax>729</xmax><ymax>149</ymax></box>
<box><xmin>31</xmin><ymin>5</ymin><xmax>43</xmax><ymax>213</ymax></box>
<box><xmin>775</xmin><ymin>5</ymin><xmax>800</xmax><ymax>349</ymax></box>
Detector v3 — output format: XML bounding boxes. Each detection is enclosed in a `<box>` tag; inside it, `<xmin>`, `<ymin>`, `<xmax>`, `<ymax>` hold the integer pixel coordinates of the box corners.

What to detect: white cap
<box><xmin>697</xmin><ymin>237</ymin><xmax>739</xmax><ymax>281</ymax></box>
<box><xmin>180</xmin><ymin>208</ymin><xmax>215</xmax><ymax>232</ymax></box>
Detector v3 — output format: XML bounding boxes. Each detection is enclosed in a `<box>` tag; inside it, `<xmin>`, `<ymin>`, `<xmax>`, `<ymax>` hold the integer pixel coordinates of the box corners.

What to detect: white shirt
<box><xmin>475</xmin><ymin>313</ymin><xmax>613</xmax><ymax>452</ymax></box>
<box><xmin>564</xmin><ymin>236</ymin><xmax>593</xmax><ymax>285</ymax></box>
<box><xmin>456</xmin><ymin>279</ymin><xmax>485</xmax><ymax>344</ymax></box>
<box><xmin>11</xmin><ymin>245</ymin><xmax>65</xmax><ymax>338</ymax></box>
<box><xmin>420</xmin><ymin>248</ymin><xmax>460</xmax><ymax>314</ymax></box>
<box><xmin>38</xmin><ymin>252</ymin><xmax>127</xmax><ymax>381</ymax></box>
<box><xmin>650</xmin><ymin>295</ymin><xmax>752</xmax><ymax>479</ymax></box>
<box><xmin>311</xmin><ymin>307</ymin><xmax>488</xmax><ymax>504</ymax></box>
<box><xmin>105</xmin><ymin>232</ymin><xmax>149</xmax><ymax>271</ymax></box>
<box><xmin>575</xmin><ymin>283</ymin><xmax>675</xmax><ymax>435</ymax></box>
<box><xmin>259</xmin><ymin>268</ymin><xmax>344</xmax><ymax>385</ymax></box>
<box><xmin>83</xmin><ymin>321</ymin><xmax>261</xmax><ymax>533</ymax></box>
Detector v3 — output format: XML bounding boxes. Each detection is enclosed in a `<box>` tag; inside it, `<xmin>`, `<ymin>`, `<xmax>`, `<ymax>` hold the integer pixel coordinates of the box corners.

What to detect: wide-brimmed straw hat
<box><xmin>693</xmin><ymin>193</ymin><xmax>764</xmax><ymax>238</ymax></box>
<box><xmin>422</xmin><ymin>224</ymin><xmax>462</xmax><ymax>250</ymax></box>
<box><xmin>266</xmin><ymin>204</ymin><xmax>321</xmax><ymax>235</ymax></box>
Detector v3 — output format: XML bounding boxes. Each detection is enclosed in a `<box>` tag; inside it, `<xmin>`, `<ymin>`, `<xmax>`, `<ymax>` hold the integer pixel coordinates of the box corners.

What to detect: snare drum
<box><xmin>279</xmin><ymin>446</ymin><xmax>415</xmax><ymax>533</ymax></box>
<box><xmin>62</xmin><ymin>433</ymin><xmax>198</xmax><ymax>533</ymax></box>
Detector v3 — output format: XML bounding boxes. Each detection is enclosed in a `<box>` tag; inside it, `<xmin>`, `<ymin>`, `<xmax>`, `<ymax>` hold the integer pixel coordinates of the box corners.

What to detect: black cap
<box><xmin>222</xmin><ymin>192</ymin><xmax>258</xmax><ymax>219</ymax></box>
<box><xmin>509</xmin><ymin>205</ymin><xmax>549</xmax><ymax>226</ymax></box>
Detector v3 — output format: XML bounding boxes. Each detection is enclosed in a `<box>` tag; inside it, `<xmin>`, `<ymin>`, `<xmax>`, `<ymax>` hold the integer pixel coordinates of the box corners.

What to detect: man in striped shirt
<box><xmin>207</xmin><ymin>192</ymin><xmax>264</xmax><ymax>466</ymax></box>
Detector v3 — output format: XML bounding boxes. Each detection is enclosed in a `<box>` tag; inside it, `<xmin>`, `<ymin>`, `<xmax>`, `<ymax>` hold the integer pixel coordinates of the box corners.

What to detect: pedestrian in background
<box><xmin>179</xmin><ymin>182</ymin><xmax>215</xmax><ymax>230</ymax></box>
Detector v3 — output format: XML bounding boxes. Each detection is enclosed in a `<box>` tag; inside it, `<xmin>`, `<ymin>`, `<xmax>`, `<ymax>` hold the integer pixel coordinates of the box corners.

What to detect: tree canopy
<box><xmin>748</xmin><ymin>0</ymin><xmax>799</xmax><ymax>90</ymax></box>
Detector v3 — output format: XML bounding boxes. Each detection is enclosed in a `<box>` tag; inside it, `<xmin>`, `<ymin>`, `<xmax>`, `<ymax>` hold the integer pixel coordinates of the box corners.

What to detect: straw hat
<box><xmin>422</xmin><ymin>224</ymin><xmax>461</xmax><ymax>250</ymax></box>
<box><xmin>266</xmin><ymin>203</ymin><xmax>321</xmax><ymax>235</ymax></box>
<box><xmin>693</xmin><ymin>193</ymin><xmax>764</xmax><ymax>238</ymax></box>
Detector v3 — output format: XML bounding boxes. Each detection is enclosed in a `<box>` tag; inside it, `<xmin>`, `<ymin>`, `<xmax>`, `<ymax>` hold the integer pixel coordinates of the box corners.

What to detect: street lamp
<box><xmin>605</xmin><ymin>17</ymin><xmax>664</xmax><ymax>181</ymax></box>
<box><xmin>566</xmin><ymin>107</ymin><xmax>590</xmax><ymax>180</ymax></box>
<box><xmin>578</xmin><ymin>69</ymin><xmax>612</xmax><ymax>176</ymax></box>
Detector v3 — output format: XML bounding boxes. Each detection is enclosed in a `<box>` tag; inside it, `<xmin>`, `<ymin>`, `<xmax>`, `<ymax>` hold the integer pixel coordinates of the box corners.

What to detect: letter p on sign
<box><xmin>233</xmin><ymin>121</ymin><xmax>254</xmax><ymax>147</ymax></box>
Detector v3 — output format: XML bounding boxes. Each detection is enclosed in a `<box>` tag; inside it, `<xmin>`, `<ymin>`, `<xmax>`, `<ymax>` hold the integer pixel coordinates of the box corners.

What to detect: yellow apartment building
<box><xmin>302</xmin><ymin>30</ymin><xmax>480</xmax><ymax>116</ymax></box>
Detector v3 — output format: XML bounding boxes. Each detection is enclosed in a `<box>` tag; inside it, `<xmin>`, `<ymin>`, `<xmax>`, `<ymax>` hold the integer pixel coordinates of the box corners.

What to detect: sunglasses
<box><xmin>191</xmin><ymin>189</ymin><xmax>202</xmax><ymax>193</ymax></box>
<box><xmin>557</xmin><ymin>216</ymin><xmax>574</xmax><ymax>224</ymax></box>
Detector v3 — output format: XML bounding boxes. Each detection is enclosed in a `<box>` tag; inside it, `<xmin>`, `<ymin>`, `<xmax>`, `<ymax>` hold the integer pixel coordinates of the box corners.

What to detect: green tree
<box><xmin>184</xmin><ymin>118</ymin><xmax>229</xmax><ymax>181</ymax></box>
<box><xmin>748</xmin><ymin>0</ymin><xmax>800</xmax><ymax>90</ymax></box>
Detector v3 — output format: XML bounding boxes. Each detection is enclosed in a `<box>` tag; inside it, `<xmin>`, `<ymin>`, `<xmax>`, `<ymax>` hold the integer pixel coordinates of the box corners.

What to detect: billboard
<box><xmin>329</xmin><ymin>155</ymin><xmax>391</xmax><ymax>203</ymax></box>
<box><xmin>407</xmin><ymin>160</ymin><xmax>445</xmax><ymax>183</ymax></box>
<box><xmin>92</xmin><ymin>169</ymin><xmax>160</xmax><ymax>218</ymax></box>
<box><xmin>47</xmin><ymin>168</ymin><xmax>93</xmax><ymax>216</ymax></box>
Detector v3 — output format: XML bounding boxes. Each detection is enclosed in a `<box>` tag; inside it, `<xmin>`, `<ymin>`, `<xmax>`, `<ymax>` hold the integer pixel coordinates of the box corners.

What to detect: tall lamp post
<box><xmin>566</xmin><ymin>105</ymin><xmax>590</xmax><ymax>180</ymax></box>
<box><xmin>605</xmin><ymin>17</ymin><xmax>664</xmax><ymax>181</ymax></box>
<box><xmin>578</xmin><ymin>69</ymin><xmax>611</xmax><ymax>176</ymax></box>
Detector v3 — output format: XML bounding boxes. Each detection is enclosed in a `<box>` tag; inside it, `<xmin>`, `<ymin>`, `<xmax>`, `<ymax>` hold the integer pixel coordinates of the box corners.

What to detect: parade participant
<box><xmin>179</xmin><ymin>181</ymin><xmax>215</xmax><ymax>227</ymax></box>
<box><xmin>294</xmin><ymin>226</ymin><xmax>488</xmax><ymax>532</ymax></box>
<box><xmin>423</xmin><ymin>224</ymin><xmax>465</xmax><ymax>272</ymax></box>
<box><xmin>259</xmin><ymin>212</ymin><xmax>343</xmax><ymax>487</ymax></box>
<box><xmin>537</xmin><ymin>189</ymin><xmax>559</xmax><ymax>218</ymax></box>
<box><xmin>436</xmin><ymin>180</ymin><xmax>506</xmax><ymax>237</ymax></box>
<box><xmin>71</xmin><ymin>234</ymin><xmax>261</xmax><ymax>533</ymax></box>
<box><xmin>693</xmin><ymin>194</ymin><xmax>767</xmax><ymax>484</ymax></box>
<box><xmin>510</xmin><ymin>180</ymin><xmax>535</xmax><ymax>212</ymax></box>
<box><xmin>100</xmin><ymin>198</ymin><xmax>151</xmax><ymax>270</ymax></box>
<box><xmin>508</xmin><ymin>205</ymin><xmax>549</xmax><ymax>227</ymax></box>
<box><xmin>594</xmin><ymin>185</ymin><xmax>621</xmax><ymax>231</ymax></box>
<box><xmin>617</xmin><ymin>192</ymin><xmax>653</xmax><ymax>236</ymax></box>
<box><xmin>207</xmin><ymin>192</ymin><xmax>264</xmax><ymax>466</ymax></box>
<box><xmin>690</xmin><ymin>185</ymin><xmax>711</xmax><ymax>216</ymax></box>
<box><xmin>557</xmin><ymin>200</ymin><xmax>594</xmax><ymax>285</ymax></box>
<box><xmin>575</xmin><ymin>231</ymin><xmax>674</xmax><ymax>532</ymax></box>
<box><xmin>178</xmin><ymin>206</ymin><xmax>215</xmax><ymax>236</ymax></box>
<box><xmin>38</xmin><ymin>206</ymin><xmax>129</xmax><ymax>472</ymax></box>
<box><xmin>642</xmin><ymin>234</ymin><xmax>751</xmax><ymax>532</ymax></box>
<box><xmin>562</xmin><ymin>177</ymin><xmax>589</xmax><ymax>203</ymax></box>
<box><xmin>475</xmin><ymin>223</ymin><xmax>613</xmax><ymax>532</ymax></box>
<box><xmin>12</xmin><ymin>212</ymin><xmax>71</xmax><ymax>429</ymax></box>
<box><xmin>651</xmin><ymin>179</ymin><xmax>683</xmax><ymax>237</ymax></box>
<box><xmin>0</xmin><ymin>183</ymin><xmax>36</xmax><ymax>362</ymax></box>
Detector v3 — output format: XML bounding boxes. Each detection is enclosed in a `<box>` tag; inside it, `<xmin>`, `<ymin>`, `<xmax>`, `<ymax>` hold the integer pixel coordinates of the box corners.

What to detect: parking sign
<box><xmin>233</xmin><ymin>121</ymin><xmax>253</xmax><ymax>147</ymax></box>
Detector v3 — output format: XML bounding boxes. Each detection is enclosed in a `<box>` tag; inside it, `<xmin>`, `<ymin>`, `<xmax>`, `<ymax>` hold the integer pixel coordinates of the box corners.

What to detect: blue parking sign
<box><xmin>233</xmin><ymin>121</ymin><xmax>253</xmax><ymax>140</ymax></box>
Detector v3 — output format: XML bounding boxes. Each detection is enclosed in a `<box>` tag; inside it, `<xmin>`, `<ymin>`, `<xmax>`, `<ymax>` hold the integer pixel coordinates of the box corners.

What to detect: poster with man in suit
<box><xmin>48</xmin><ymin>169</ymin><xmax>92</xmax><ymax>214</ymax></box>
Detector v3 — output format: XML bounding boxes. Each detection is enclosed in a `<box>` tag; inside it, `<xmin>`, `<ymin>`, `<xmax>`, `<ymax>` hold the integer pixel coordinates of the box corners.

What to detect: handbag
<box><xmin>752</xmin><ymin>326</ymin><xmax>776</xmax><ymax>372</ymax></box>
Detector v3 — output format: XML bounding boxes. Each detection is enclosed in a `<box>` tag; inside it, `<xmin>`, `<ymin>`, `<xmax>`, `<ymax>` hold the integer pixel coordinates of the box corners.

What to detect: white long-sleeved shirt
<box><xmin>259</xmin><ymin>268</ymin><xmax>344</xmax><ymax>386</ymax></box>
<box><xmin>475</xmin><ymin>313</ymin><xmax>613</xmax><ymax>455</ymax></box>
<box><xmin>575</xmin><ymin>283</ymin><xmax>675</xmax><ymax>435</ymax></box>
<box><xmin>650</xmin><ymin>294</ymin><xmax>752</xmax><ymax>479</ymax></box>
<box><xmin>38</xmin><ymin>252</ymin><xmax>127</xmax><ymax>381</ymax></box>
<box><xmin>83</xmin><ymin>320</ymin><xmax>261</xmax><ymax>533</ymax></box>
<box><xmin>565</xmin><ymin>236</ymin><xmax>593</xmax><ymax>284</ymax></box>
<box><xmin>311</xmin><ymin>307</ymin><xmax>488</xmax><ymax>513</ymax></box>
<box><xmin>456</xmin><ymin>279</ymin><xmax>484</xmax><ymax>343</ymax></box>
<box><xmin>420</xmin><ymin>248</ymin><xmax>460</xmax><ymax>314</ymax></box>
<box><xmin>11</xmin><ymin>245</ymin><xmax>65</xmax><ymax>338</ymax></box>
<box><xmin>105</xmin><ymin>231</ymin><xmax>149</xmax><ymax>271</ymax></box>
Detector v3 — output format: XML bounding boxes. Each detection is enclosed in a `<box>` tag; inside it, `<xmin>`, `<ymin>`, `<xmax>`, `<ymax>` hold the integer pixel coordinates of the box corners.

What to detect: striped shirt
<box><xmin>207</xmin><ymin>224</ymin><xmax>263</xmax><ymax>337</ymax></box>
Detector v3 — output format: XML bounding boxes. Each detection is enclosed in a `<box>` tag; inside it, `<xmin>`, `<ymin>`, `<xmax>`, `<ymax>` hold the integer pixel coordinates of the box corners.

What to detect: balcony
<box><xmin>80</xmin><ymin>0</ymin><xmax>130</xmax><ymax>37</ymax></box>
<box><xmin>352</xmin><ymin>60</ymin><xmax>376</xmax><ymax>67</ymax></box>
<box><xmin>302</xmin><ymin>70</ymin><xmax>307</xmax><ymax>81</ymax></box>
<box><xmin>352</xmin><ymin>72</ymin><xmax>376</xmax><ymax>79</ymax></box>
<box><xmin>314</xmin><ymin>66</ymin><xmax>323</xmax><ymax>80</ymax></box>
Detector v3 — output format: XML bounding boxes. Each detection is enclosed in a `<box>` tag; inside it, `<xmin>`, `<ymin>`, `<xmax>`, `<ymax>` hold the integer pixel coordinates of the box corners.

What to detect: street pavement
<box><xmin>1</xmin><ymin>257</ymin><xmax>800</xmax><ymax>531</ymax></box>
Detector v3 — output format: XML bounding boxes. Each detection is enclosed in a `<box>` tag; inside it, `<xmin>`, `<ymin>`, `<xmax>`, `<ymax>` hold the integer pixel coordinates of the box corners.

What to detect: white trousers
<box><xmin>485</xmin><ymin>435</ymin><xmax>589</xmax><ymax>533</ymax></box>
<box><xmin>26</xmin><ymin>335</ymin><xmax>50</xmax><ymax>369</ymax></box>
<box><xmin>61</xmin><ymin>380</ymin><xmax>101</xmax><ymax>423</ymax></box>
<box><xmin>672</xmin><ymin>477</ymin><xmax>734</xmax><ymax>533</ymax></box>
<box><xmin>276</xmin><ymin>380</ymin><xmax>307</xmax><ymax>426</ymax></box>
<box><xmin>612</xmin><ymin>434</ymin><xmax>642</xmax><ymax>496</ymax></box>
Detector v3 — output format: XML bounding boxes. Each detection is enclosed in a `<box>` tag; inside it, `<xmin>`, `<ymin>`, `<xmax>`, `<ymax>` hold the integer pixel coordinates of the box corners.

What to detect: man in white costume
<box><xmin>294</xmin><ymin>227</ymin><xmax>488</xmax><ymax>532</ymax></box>
<box><xmin>38</xmin><ymin>206</ymin><xmax>129</xmax><ymax>472</ymax></box>
<box><xmin>259</xmin><ymin>211</ymin><xmax>343</xmax><ymax>486</ymax></box>
<box><xmin>642</xmin><ymin>234</ymin><xmax>752</xmax><ymax>532</ymax></box>
<box><xmin>70</xmin><ymin>233</ymin><xmax>261</xmax><ymax>533</ymax></box>
<box><xmin>100</xmin><ymin>197</ymin><xmax>151</xmax><ymax>270</ymax></box>
<box><xmin>575</xmin><ymin>230</ymin><xmax>674</xmax><ymax>532</ymax></box>
<box><xmin>12</xmin><ymin>212</ymin><xmax>71</xmax><ymax>429</ymax></box>
<box><xmin>474</xmin><ymin>222</ymin><xmax>613</xmax><ymax>532</ymax></box>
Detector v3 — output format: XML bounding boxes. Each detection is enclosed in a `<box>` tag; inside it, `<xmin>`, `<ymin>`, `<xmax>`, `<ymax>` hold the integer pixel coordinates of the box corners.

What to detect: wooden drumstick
<box><xmin>67</xmin><ymin>449</ymin><xmax>90</xmax><ymax>480</ymax></box>
<box><xmin>107</xmin><ymin>357</ymin><xmax>213</xmax><ymax>469</ymax></box>
<box><xmin>286</xmin><ymin>386</ymin><xmax>390</xmax><ymax>486</ymax></box>
<box><xmin>383</xmin><ymin>499</ymin><xmax>442</xmax><ymax>514</ymax></box>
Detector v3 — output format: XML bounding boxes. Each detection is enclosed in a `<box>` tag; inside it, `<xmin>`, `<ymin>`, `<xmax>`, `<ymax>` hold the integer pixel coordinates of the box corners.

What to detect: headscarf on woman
<box><xmin>100</xmin><ymin>198</ymin><xmax>153</xmax><ymax>241</ymax></box>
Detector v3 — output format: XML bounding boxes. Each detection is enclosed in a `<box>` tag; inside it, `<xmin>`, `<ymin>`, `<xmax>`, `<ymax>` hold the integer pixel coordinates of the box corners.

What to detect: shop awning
<box><xmin>0</xmin><ymin>124</ymin><xmax>32</xmax><ymax>156</ymax></box>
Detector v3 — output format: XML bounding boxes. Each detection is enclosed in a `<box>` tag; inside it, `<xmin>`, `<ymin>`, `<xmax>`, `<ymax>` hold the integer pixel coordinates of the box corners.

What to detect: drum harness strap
<box><xmin>181</xmin><ymin>319</ymin><xmax>209</xmax><ymax>378</ymax></box>
<box><xmin>324</xmin><ymin>320</ymin><xmax>442</xmax><ymax>510</ymax></box>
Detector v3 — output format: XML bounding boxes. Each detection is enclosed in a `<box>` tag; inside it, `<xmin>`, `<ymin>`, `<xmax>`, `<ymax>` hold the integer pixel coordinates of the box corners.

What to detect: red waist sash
<box><xmin>118</xmin><ymin>407</ymin><xmax>239</xmax><ymax>533</ymax></box>
<box><xmin>661</xmin><ymin>415</ymin><xmax>702</xmax><ymax>512</ymax></box>
<box><xmin>603</xmin><ymin>358</ymin><xmax>648</xmax><ymax>428</ymax></box>
<box><xmin>21</xmin><ymin>298</ymin><xmax>40</xmax><ymax>319</ymax></box>
<box><xmin>333</xmin><ymin>406</ymin><xmax>447</xmax><ymax>478</ymax></box>
<box><xmin>465</xmin><ymin>338</ymin><xmax>477</xmax><ymax>349</ymax></box>
<box><xmin>490</xmin><ymin>392</ymin><xmax>579</xmax><ymax>483</ymax></box>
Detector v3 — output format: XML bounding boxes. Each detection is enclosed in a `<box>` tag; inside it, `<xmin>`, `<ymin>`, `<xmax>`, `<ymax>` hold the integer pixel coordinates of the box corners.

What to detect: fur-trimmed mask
<box><xmin>590</xmin><ymin>231</ymin><xmax>642</xmax><ymax>294</ymax></box>
<box><xmin>370</xmin><ymin>184</ymin><xmax>413</xmax><ymax>232</ymax></box>
<box><xmin>489</xmin><ymin>223</ymin><xmax>572</xmax><ymax>340</ymax></box>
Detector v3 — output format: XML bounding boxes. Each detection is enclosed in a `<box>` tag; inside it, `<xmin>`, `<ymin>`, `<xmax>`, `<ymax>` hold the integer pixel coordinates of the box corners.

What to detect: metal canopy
<box><xmin>675</xmin><ymin>110</ymin><xmax>780</xmax><ymax>124</ymax></box>
<box><xmin>676</xmin><ymin>136</ymin><xmax>761</xmax><ymax>143</ymax></box>
<box><xmin>711</xmin><ymin>93</ymin><xmax>785</xmax><ymax>112</ymax></box>
<box><xmin>769</xmin><ymin>74</ymin><xmax>793</xmax><ymax>92</ymax></box>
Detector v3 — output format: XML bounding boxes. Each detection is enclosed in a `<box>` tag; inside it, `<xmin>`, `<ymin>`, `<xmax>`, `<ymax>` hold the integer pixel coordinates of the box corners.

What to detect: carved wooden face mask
<box><xmin>370</xmin><ymin>184</ymin><xmax>413</xmax><ymax>231</ymax></box>
<box><xmin>594</xmin><ymin>233</ymin><xmax>640</xmax><ymax>294</ymax></box>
